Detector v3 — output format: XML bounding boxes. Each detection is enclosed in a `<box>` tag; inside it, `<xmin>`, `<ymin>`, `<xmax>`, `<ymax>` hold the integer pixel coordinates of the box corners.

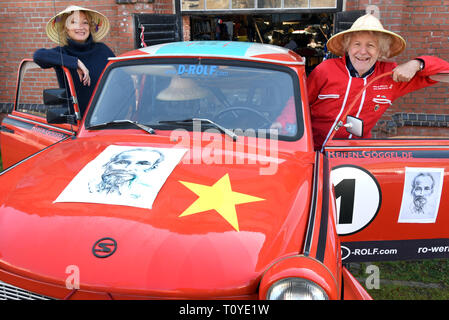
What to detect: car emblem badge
<box><xmin>92</xmin><ymin>237</ymin><xmax>117</xmax><ymax>258</ymax></box>
<box><xmin>374</xmin><ymin>104</ymin><xmax>380</xmax><ymax>111</ymax></box>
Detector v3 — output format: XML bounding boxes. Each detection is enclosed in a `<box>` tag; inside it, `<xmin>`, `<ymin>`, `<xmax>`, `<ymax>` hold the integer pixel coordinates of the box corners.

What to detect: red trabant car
<box><xmin>0</xmin><ymin>41</ymin><xmax>448</xmax><ymax>300</ymax></box>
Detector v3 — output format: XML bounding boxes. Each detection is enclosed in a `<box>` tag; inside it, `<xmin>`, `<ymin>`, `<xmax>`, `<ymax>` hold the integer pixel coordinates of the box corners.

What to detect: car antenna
<box><xmin>52</xmin><ymin>0</ymin><xmax>75</xmax><ymax>134</ymax></box>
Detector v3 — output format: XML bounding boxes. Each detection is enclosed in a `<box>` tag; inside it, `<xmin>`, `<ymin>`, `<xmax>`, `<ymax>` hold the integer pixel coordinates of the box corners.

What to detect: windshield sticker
<box><xmin>164</xmin><ymin>65</ymin><xmax>228</xmax><ymax>77</ymax></box>
<box><xmin>54</xmin><ymin>145</ymin><xmax>187</xmax><ymax>209</ymax></box>
<box><xmin>398</xmin><ymin>167</ymin><xmax>444</xmax><ymax>223</ymax></box>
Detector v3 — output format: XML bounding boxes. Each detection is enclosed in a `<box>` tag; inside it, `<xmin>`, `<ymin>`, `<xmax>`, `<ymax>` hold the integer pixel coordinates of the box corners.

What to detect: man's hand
<box><xmin>77</xmin><ymin>59</ymin><xmax>91</xmax><ymax>86</ymax></box>
<box><xmin>392</xmin><ymin>59</ymin><xmax>422</xmax><ymax>82</ymax></box>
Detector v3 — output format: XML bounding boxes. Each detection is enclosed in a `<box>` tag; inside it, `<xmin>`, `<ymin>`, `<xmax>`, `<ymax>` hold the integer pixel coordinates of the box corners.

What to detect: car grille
<box><xmin>0</xmin><ymin>280</ymin><xmax>53</xmax><ymax>300</ymax></box>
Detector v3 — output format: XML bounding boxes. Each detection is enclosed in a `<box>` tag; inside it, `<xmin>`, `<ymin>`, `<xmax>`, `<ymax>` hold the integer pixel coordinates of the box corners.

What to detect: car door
<box><xmin>323</xmin><ymin>73</ymin><xmax>449</xmax><ymax>263</ymax></box>
<box><xmin>0</xmin><ymin>59</ymin><xmax>80</xmax><ymax>169</ymax></box>
<box><xmin>326</xmin><ymin>136</ymin><xmax>449</xmax><ymax>263</ymax></box>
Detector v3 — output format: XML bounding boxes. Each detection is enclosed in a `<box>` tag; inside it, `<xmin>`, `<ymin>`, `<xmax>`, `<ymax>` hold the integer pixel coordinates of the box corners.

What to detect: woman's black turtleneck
<box><xmin>33</xmin><ymin>35</ymin><xmax>115</xmax><ymax>117</ymax></box>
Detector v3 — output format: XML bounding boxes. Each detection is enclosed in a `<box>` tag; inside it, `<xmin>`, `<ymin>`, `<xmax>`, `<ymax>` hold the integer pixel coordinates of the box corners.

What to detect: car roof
<box><xmin>110</xmin><ymin>41</ymin><xmax>305</xmax><ymax>65</ymax></box>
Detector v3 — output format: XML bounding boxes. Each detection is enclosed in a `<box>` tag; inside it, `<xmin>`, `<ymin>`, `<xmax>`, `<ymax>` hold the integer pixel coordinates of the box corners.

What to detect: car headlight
<box><xmin>266</xmin><ymin>277</ymin><xmax>329</xmax><ymax>300</ymax></box>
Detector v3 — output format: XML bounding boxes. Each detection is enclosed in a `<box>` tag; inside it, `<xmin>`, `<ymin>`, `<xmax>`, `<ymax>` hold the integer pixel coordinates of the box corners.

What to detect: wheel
<box><xmin>213</xmin><ymin>106</ymin><xmax>271</xmax><ymax>129</ymax></box>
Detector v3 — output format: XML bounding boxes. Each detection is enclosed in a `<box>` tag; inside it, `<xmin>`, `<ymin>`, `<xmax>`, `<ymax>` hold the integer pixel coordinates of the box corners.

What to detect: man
<box><xmin>307</xmin><ymin>13</ymin><xmax>449</xmax><ymax>150</ymax></box>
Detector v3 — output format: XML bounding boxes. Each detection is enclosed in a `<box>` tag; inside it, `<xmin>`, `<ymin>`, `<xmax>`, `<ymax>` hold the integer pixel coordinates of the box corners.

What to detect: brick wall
<box><xmin>0</xmin><ymin>0</ymin><xmax>173</xmax><ymax>105</ymax></box>
<box><xmin>346</xmin><ymin>0</ymin><xmax>449</xmax><ymax>137</ymax></box>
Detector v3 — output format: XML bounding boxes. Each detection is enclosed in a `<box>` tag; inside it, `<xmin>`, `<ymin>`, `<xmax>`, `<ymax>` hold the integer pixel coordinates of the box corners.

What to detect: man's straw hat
<box><xmin>327</xmin><ymin>13</ymin><xmax>406</xmax><ymax>58</ymax></box>
<box><xmin>46</xmin><ymin>5</ymin><xmax>110</xmax><ymax>45</ymax></box>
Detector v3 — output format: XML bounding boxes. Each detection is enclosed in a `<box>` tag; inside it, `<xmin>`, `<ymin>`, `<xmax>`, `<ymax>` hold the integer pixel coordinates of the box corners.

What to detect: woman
<box><xmin>307</xmin><ymin>13</ymin><xmax>449</xmax><ymax>150</ymax></box>
<box><xmin>33</xmin><ymin>5</ymin><xmax>115</xmax><ymax>117</ymax></box>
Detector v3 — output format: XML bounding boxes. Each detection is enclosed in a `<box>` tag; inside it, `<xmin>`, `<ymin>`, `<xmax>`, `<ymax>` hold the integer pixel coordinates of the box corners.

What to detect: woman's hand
<box><xmin>392</xmin><ymin>59</ymin><xmax>422</xmax><ymax>82</ymax></box>
<box><xmin>77</xmin><ymin>59</ymin><xmax>91</xmax><ymax>86</ymax></box>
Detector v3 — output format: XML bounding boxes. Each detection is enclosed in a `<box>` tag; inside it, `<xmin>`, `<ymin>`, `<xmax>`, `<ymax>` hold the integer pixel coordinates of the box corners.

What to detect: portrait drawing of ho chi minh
<box><xmin>54</xmin><ymin>145</ymin><xmax>187</xmax><ymax>209</ymax></box>
<box><xmin>89</xmin><ymin>148</ymin><xmax>165</xmax><ymax>199</ymax></box>
<box><xmin>398</xmin><ymin>167</ymin><xmax>444</xmax><ymax>223</ymax></box>
<box><xmin>410</xmin><ymin>173</ymin><xmax>434</xmax><ymax>215</ymax></box>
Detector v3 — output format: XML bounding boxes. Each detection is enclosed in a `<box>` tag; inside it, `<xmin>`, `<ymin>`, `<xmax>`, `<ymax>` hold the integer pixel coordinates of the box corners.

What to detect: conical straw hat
<box><xmin>46</xmin><ymin>5</ymin><xmax>110</xmax><ymax>45</ymax></box>
<box><xmin>327</xmin><ymin>14</ymin><xmax>406</xmax><ymax>58</ymax></box>
<box><xmin>157</xmin><ymin>77</ymin><xmax>208</xmax><ymax>101</ymax></box>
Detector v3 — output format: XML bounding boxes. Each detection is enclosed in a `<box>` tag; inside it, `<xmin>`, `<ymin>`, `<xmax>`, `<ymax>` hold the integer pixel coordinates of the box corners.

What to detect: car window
<box><xmin>87</xmin><ymin>62</ymin><xmax>300</xmax><ymax>138</ymax></box>
<box><xmin>16</xmin><ymin>64</ymin><xmax>61</xmax><ymax>118</ymax></box>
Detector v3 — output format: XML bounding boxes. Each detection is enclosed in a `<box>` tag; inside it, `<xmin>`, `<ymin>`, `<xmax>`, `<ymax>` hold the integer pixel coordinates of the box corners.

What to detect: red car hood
<box><xmin>0</xmin><ymin>134</ymin><xmax>314</xmax><ymax>297</ymax></box>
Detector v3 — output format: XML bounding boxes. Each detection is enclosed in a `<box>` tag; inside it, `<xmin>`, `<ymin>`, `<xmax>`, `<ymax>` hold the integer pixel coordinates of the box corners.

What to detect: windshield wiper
<box><xmin>159</xmin><ymin>118</ymin><xmax>237</xmax><ymax>141</ymax></box>
<box><xmin>86</xmin><ymin>119</ymin><xmax>155</xmax><ymax>135</ymax></box>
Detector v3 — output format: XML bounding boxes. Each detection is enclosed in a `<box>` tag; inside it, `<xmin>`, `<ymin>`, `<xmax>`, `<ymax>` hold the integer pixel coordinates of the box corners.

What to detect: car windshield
<box><xmin>87</xmin><ymin>61</ymin><xmax>301</xmax><ymax>138</ymax></box>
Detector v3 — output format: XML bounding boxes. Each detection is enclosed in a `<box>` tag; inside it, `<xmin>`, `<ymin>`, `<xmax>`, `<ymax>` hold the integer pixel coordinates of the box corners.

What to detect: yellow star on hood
<box><xmin>179</xmin><ymin>173</ymin><xmax>264</xmax><ymax>231</ymax></box>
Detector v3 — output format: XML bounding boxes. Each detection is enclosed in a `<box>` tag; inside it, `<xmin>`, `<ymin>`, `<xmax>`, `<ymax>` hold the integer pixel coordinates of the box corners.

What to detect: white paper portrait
<box><xmin>55</xmin><ymin>145</ymin><xmax>187</xmax><ymax>209</ymax></box>
<box><xmin>398</xmin><ymin>167</ymin><xmax>444</xmax><ymax>223</ymax></box>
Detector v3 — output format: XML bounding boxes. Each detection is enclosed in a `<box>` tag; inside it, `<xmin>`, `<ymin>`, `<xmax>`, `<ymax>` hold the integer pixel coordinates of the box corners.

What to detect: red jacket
<box><xmin>306</xmin><ymin>55</ymin><xmax>449</xmax><ymax>150</ymax></box>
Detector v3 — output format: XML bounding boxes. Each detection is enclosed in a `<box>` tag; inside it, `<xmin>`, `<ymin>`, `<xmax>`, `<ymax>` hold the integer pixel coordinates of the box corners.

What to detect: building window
<box><xmin>310</xmin><ymin>0</ymin><xmax>336</xmax><ymax>7</ymax></box>
<box><xmin>232</xmin><ymin>0</ymin><xmax>255</xmax><ymax>8</ymax></box>
<box><xmin>207</xmin><ymin>0</ymin><xmax>228</xmax><ymax>9</ymax></box>
<box><xmin>258</xmin><ymin>0</ymin><xmax>281</xmax><ymax>8</ymax></box>
<box><xmin>181</xmin><ymin>0</ymin><xmax>338</xmax><ymax>11</ymax></box>
<box><xmin>284</xmin><ymin>0</ymin><xmax>308</xmax><ymax>8</ymax></box>
<box><xmin>182</xmin><ymin>0</ymin><xmax>204</xmax><ymax>10</ymax></box>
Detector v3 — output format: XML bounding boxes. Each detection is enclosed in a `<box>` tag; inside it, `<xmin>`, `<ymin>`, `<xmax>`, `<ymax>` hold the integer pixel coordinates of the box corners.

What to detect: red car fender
<box><xmin>258</xmin><ymin>152</ymin><xmax>345</xmax><ymax>300</ymax></box>
<box><xmin>342</xmin><ymin>267</ymin><xmax>372</xmax><ymax>300</ymax></box>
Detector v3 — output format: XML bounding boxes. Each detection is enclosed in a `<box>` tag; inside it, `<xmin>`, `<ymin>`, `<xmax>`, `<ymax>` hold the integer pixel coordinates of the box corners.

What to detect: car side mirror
<box><xmin>44</xmin><ymin>88</ymin><xmax>77</xmax><ymax>124</ymax></box>
<box><xmin>46</xmin><ymin>106</ymin><xmax>77</xmax><ymax>124</ymax></box>
<box><xmin>43</xmin><ymin>88</ymin><xmax>68</xmax><ymax>105</ymax></box>
<box><xmin>345</xmin><ymin>115</ymin><xmax>364</xmax><ymax>137</ymax></box>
